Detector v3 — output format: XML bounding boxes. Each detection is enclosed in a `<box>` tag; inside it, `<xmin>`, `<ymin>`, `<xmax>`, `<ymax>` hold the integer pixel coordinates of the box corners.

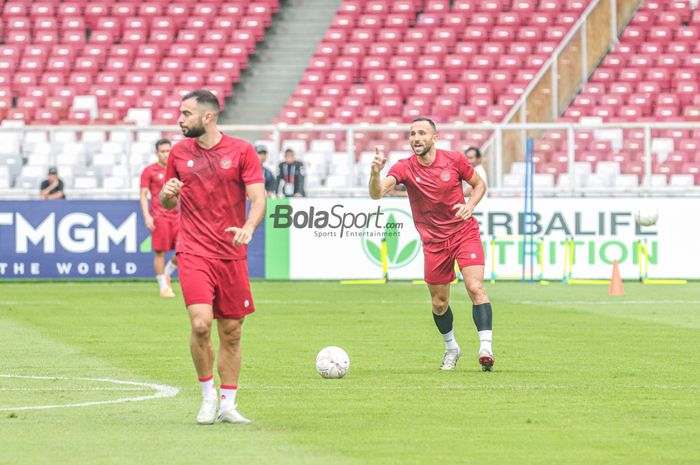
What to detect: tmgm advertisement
<box><xmin>0</xmin><ymin>201</ymin><xmax>264</xmax><ymax>279</ymax></box>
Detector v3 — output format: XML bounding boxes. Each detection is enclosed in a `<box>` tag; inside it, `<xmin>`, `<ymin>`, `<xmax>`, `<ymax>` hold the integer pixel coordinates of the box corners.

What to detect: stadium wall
<box><xmin>2</xmin><ymin>198</ymin><xmax>696</xmax><ymax>281</ymax></box>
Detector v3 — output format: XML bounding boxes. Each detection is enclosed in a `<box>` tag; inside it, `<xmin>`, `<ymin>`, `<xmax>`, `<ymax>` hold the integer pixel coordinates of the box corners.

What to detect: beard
<box><xmin>412</xmin><ymin>142</ymin><xmax>432</xmax><ymax>157</ymax></box>
<box><xmin>181</xmin><ymin>123</ymin><xmax>205</xmax><ymax>138</ymax></box>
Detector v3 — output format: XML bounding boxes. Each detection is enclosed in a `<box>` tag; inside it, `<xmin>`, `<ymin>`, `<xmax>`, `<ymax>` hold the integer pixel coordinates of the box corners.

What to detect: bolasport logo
<box><xmin>268</xmin><ymin>204</ymin><xmax>421</xmax><ymax>269</ymax></box>
<box><xmin>269</xmin><ymin>204</ymin><xmax>394</xmax><ymax>238</ymax></box>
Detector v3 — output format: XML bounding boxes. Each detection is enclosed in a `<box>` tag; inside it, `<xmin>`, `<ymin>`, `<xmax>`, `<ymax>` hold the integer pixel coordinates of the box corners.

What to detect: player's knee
<box><xmin>431</xmin><ymin>295</ymin><xmax>449</xmax><ymax>314</ymax></box>
<box><xmin>220</xmin><ymin>324</ymin><xmax>242</xmax><ymax>346</ymax></box>
<box><xmin>191</xmin><ymin>320</ymin><xmax>211</xmax><ymax>339</ymax></box>
<box><xmin>465</xmin><ymin>279</ymin><xmax>486</xmax><ymax>299</ymax></box>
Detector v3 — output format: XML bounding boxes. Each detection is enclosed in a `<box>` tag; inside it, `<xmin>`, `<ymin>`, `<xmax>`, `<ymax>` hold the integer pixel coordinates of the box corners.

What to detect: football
<box><xmin>635</xmin><ymin>208</ymin><xmax>659</xmax><ymax>227</ymax></box>
<box><xmin>315</xmin><ymin>346</ymin><xmax>350</xmax><ymax>379</ymax></box>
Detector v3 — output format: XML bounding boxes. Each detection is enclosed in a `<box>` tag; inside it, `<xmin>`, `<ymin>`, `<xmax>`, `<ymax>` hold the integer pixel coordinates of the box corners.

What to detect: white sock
<box><xmin>441</xmin><ymin>329</ymin><xmax>460</xmax><ymax>351</ymax></box>
<box><xmin>156</xmin><ymin>274</ymin><xmax>168</xmax><ymax>290</ymax></box>
<box><xmin>164</xmin><ymin>260</ymin><xmax>177</xmax><ymax>277</ymax></box>
<box><xmin>478</xmin><ymin>330</ymin><xmax>493</xmax><ymax>353</ymax></box>
<box><xmin>220</xmin><ymin>385</ymin><xmax>238</xmax><ymax>412</ymax></box>
<box><xmin>199</xmin><ymin>376</ymin><xmax>216</xmax><ymax>400</ymax></box>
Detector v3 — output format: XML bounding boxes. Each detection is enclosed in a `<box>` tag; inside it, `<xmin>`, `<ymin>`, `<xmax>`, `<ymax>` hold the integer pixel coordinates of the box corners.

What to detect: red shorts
<box><xmin>177</xmin><ymin>252</ymin><xmax>255</xmax><ymax>319</ymax></box>
<box><xmin>423</xmin><ymin>231</ymin><xmax>485</xmax><ymax>285</ymax></box>
<box><xmin>152</xmin><ymin>215</ymin><xmax>179</xmax><ymax>252</ymax></box>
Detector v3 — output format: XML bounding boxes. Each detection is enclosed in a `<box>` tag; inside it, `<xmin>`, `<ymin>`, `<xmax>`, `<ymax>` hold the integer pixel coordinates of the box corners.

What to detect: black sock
<box><xmin>472</xmin><ymin>303</ymin><xmax>492</xmax><ymax>331</ymax></box>
<box><xmin>433</xmin><ymin>306</ymin><xmax>454</xmax><ymax>335</ymax></box>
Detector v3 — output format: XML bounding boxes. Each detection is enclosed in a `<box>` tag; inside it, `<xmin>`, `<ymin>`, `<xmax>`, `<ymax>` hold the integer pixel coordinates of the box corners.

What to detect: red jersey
<box><xmin>141</xmin><ymin>163</ymin><xmax>178</xmax><ymax>218</ymax></box>
<box><xmin>388</xmin><ymin>149</ymin><xmax>479</xmax><ymax>244</ymax></box>
<box><xmin>165</xmin><ymin>134</ymin><xmax>264</xmax><ymax>259</ymax></box>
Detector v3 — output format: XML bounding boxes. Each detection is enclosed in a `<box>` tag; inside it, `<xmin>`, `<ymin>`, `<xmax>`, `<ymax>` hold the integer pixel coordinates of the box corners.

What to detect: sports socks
<box><xmin>164</xmin><ymin>260</ymin><xmax>177</xmax><ymax>278</ymax></box>
<box><xmin>433</xmin><ymin>306</ymin><xmax>460</xmax><ymax>351</ymax></box>
<box><xmin>472</xmin><ymin>303</ymin><xmax>493</xmax><ymax>353</ymax></box>
<box><xmin>199</xmin><ymin>375</ymin><xmax>216</xmax><ymax>400</ymax></box>
<box><xmin>156</xmin><ymin>274</ymin><xmax>168</xmax><ymax>291</ymax></box>
<box><xmin>219</xmin><ymin>385</ymin><xmax>238</xmax><ymax>412</ymax></box>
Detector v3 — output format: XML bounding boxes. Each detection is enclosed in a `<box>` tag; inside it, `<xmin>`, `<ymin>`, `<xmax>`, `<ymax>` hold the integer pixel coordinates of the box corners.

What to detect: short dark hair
<box><xmin>410</xmin><ymin>117</ymin><xmax>437</xmax><ymax>133</ymax></box>
<box><xmin>182</xmin><ymin>89</ymin><xmax>220</xmax><ymax>113</ymax></box>
<box><xmin>465</xmin><ymin>146</ymin><xmax>482</xmax><ymax>159</ymax></box>
<box><xmin>155</xmin><ymin>138</ymin><xmax>171</xmax><ymax>151</ymax></box>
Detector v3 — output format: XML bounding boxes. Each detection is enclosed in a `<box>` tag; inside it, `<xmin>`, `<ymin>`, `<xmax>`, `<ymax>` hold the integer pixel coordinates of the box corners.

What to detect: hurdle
<box><xmin>637</xmin><ymin>238</ymin><xmax>687</xmax><ymax>285</ymax></box>
<box><xmin>489</xmin><ymin>234</ymin><xmax>546</xmax><ymax>283</ymax></box>
<box><xmin>340</xmin><ymin>238</ymin><xmax>389</xmax><ymax>285</ymax></box>
<box><xmin>564</xmin><ymin>235</ymin><xmax>612</xmax><ymax>285</ymax></box>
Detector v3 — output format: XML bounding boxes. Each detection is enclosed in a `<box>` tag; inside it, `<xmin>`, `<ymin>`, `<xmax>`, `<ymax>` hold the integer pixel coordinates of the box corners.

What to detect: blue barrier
<box><xmin>0</xmin><ymin>201</ymin><xmax>264</xmax><ymax>279</ymax></box>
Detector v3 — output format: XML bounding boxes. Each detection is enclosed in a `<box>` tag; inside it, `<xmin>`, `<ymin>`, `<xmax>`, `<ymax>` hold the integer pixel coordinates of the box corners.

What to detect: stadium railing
<box><xmin>1</xmin><ymin>121</ymin><xmax>699</xmax><ymax>200</ymax></box>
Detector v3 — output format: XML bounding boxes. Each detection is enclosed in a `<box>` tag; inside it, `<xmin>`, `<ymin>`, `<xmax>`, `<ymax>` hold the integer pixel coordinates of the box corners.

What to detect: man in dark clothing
<box><xmin>39</xmin><ymin>167</ymin><xmax>66</xmax><ymax>199</ymax></box>
<box><xmin>276</xmin><ymin>148</ymin><xmax>305</xmax><ymax>197</ymax></box>
<box><xmin>256</xmin><ymin>145</ymin><xmax>277</xmax><ymax>198</ymax></box>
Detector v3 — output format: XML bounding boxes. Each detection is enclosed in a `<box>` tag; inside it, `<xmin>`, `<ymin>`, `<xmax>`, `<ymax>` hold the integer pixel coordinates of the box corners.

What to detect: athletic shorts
<box><xmin>423</xmin><ymin>231</ymin><xmax>485</xmax><ymax>285</ymax></box>
<box><xmin>177</xmin><ymin>252</ymin><xmax>255</xmax><ymax>319</ymax></box>
<box><xmin>152</xmin><ymin>215</ymin><xmax>179</xmax><ymax>252</ymax></box>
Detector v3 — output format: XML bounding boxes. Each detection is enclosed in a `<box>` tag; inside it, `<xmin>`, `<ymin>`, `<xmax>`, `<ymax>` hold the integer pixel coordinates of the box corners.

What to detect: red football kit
<box><xmin>165</xmin><ymin>134</ymin><xmax>264</xmax><ymax>318</ymax></box>
<box><xmin>388</xmin><ymin>149</ymin><xmax>485</xmax><ymax>284</ymax></box>
<box><xmin>140</xmin><ymin>162</ymin><xmax>179</xmax><ymax>252</ymax></box>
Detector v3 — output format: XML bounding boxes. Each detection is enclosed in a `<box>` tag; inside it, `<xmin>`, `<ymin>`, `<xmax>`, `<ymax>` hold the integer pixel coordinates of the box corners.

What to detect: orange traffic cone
<box><xmin>608</xmin><ymin>259</ymin><xmax>624</xmax><ymax>296</ymax></box>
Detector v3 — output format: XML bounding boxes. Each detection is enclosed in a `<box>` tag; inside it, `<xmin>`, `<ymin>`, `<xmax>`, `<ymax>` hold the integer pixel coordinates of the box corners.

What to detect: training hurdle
<box><xmin>562</xmin><ymin>236</ymin><xmax>608</xmax><ymax>285</ymax></box>
<box><xmin>489</xmin><ymin>234</ymin><xmax>546</xmax><ymax>284</ymax></box>
<box><xmin>637</xmin><ymin>239</ymin><xmax>687</xmax><ymax>285</ymax></box>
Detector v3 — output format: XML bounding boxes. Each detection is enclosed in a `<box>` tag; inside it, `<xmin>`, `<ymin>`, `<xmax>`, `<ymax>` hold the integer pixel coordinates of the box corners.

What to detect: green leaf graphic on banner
<box><xmin>396</xmin><ymin>239</ymin><xmax>419</xmax><ymax>264</ymax></box>
<box><xmin>365</xmin><ymin>240</ymin><xmax>382</xmax><ymax>262</ymax></box>
<box><xmin>139</xmin><ymin>236</ymin><xmax>152</xmax><ymax>253</ymax></box>
<box><xmin>385</xmin><ymin>213</ymin><xmax>399</xmax><ymax>262</ymax></box>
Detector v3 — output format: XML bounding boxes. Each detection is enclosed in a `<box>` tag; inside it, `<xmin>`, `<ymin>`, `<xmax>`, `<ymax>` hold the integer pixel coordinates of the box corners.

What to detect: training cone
<box><xmin>608</xmin><ymin>259</ymin><xmax>624</xmax><ymax>296</ymax></box>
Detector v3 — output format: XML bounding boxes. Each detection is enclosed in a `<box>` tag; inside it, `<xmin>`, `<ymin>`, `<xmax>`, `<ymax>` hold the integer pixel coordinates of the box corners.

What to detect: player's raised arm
<box><xmin>369</xmin><ymin>147</ymin><xmax>396</xmax><ymax>199</ymax></box>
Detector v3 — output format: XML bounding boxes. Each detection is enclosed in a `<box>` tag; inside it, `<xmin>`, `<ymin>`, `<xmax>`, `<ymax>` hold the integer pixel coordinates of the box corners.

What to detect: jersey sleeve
<box><xmin>140</xmin><ymin>166</ymin><xmax>150</xmax><ymax>189</ymax></box>
<box><xmin>457</xmin><ymin>153</ymin><xmax>475</xmax><ymax>182</ymax></box>
<box><xmin>387</xmin><ymin>160</ymin><xmax>406</xmax><ymax>184</ymax></box>
<box><xmin>241</xmin><ymin>143</ymin><xmax>264</xmax><ymax>185</ymax></box>
<box><xmin>165</xmin><ymin>146</ymin><xmax>179</xmax><ymax>181</ymax></box>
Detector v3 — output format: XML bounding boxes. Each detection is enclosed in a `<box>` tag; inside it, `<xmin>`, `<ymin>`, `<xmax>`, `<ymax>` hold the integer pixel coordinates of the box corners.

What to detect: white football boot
<box><xmin>479</xmin><ymin>349</ymin><xmax>495</xmax><ymax>372</ymax></box>
<box><xmin>439</xmin><ymin>348</ymin><xmax>461</xmax><ymax>370</ymax></box>
<box><xmin>196</xmin><ymin>398</ymin><xmax>218</xmax><ymax>425</ymax></box>
<box><xmin>218</xmin><ymin>405</ymin><xmax>252</xmax><ymax>425</ymax></box>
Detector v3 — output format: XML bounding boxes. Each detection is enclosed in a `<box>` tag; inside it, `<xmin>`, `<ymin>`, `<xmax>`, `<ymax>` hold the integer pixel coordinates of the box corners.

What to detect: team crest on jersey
<box><xmin>158</xmin><ymin>173</ymin><xmax>164</xmax><ymax>179</ymax></box>
<box><xmin>187</xmin><ymin>160</ymin><xmax>194</xmax><ymax>168</ymax></box>
<box><xmin>220</xmin><ymin>158</ymin><xmax>232</xmax><ymax>169</ymax></box>
<box><xmin>415</xmin><ymin>177</ymin><xmax>421</xmax><ymax>183</ymax></box>
<box><xmin>440</xmin><ymin>171</ymin><xmax>451</xmax><ymax>181</ymax></box>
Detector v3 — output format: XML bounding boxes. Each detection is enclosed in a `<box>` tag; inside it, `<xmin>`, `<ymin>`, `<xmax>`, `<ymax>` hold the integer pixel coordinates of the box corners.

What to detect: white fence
<box><xmin>1</xmin><ymin>121</ymin><xmax>699</xmax><ymax>199</ymax></box>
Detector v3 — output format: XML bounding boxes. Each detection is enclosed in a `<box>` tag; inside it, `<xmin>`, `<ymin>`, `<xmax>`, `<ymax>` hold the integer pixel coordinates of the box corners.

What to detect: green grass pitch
<box><xmin>1</xmin><ymin>280</ymin><xmax>699</xmax><ymax>465</ymax></box>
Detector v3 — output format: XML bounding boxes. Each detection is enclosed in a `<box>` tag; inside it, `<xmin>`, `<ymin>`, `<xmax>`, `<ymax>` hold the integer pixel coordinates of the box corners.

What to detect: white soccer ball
<box><xmin>315</xmin><ymin>346</ymin><xmax>350</xmax><ymax>379</ymax></box>
<box><xmin>635</xmin><ymin>208</ymin><xmax>659</xmax><ymax>227</ymax></box>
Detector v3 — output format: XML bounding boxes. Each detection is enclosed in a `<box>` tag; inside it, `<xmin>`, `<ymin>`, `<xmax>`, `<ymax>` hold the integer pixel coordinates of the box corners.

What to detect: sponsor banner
<box><xmin>0</xmin><ymin>201</ymin><xmax>264</xmax><ymax>279</ymax></box>
<box><xmin>265</xmin><ymin>198</ymin><xmax>700</xmax><ymax>280</ymax></box>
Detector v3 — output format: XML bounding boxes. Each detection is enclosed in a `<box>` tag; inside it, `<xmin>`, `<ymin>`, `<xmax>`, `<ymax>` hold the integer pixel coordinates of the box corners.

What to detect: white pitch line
<box><xmin>258</xmin><ymin>299</ymin><xmax>700</xmax><ymax>306</ymax></box>
<box><xmin>0</xmin><ymin>374</ymin><xmax>179</xmax><ymax>411</ymax></box>
<box><xmin>0</xmin><ymin>387</ymin><xmax>149</xmax><ymax>392</ymax></box>
<box><xmin>514</xmin><ymin>300</ymin><xmax>700</xmax><ymax>305</ymax></box>
<box><xmin>0</xmin><ymin>301</ymin><xmax>69</xmax><ymax>305</ymax></box>
<box><xmin>243</xmin><ymin>383</ymin><xmax>699</xmax><ymax>391</ymax></box>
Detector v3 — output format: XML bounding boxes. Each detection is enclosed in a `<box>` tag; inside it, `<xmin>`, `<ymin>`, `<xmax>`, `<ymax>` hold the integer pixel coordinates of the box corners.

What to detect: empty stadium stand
<box><xmin>279</xmin><ymin>0</ymin><xmax>593</xmax><ymax>154</ymax></box>
<box><xmin>0</xmin><ymin>0</ymin><xmax>279</xmax><ymax>125</ymax></box>
<box><xmin>542</xmin><ymin>0</ymin><xmax>700</xmax><ymax>188</ymax></box>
